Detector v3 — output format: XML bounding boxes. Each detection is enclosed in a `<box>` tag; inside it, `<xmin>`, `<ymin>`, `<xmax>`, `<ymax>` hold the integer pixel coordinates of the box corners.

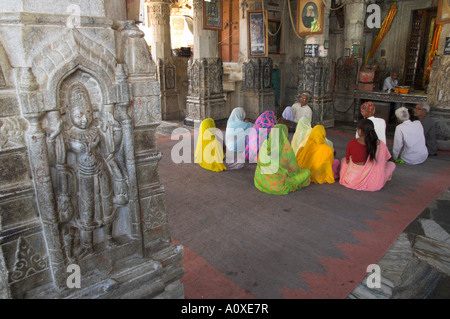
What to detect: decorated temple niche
<box><xmin>0</xmin><ymin>0</ymin><xmax>183</xmax><ymax>299</ymax></box>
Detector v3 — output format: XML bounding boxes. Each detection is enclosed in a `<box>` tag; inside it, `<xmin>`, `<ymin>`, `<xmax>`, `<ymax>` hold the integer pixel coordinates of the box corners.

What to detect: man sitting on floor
<box><xmin>292</xmin><ymin>93</ymin><xmax>313</xmax><ymax>123</ymax></box>
<box><xmin>393</xmin><ymin>107</ymin><xmax>428</xmax><ymax>165</ymax></box>
<box><xmin>413</xmin><ymin>103</ymin><xmax>437</xmax><ymax>157</ymax></box>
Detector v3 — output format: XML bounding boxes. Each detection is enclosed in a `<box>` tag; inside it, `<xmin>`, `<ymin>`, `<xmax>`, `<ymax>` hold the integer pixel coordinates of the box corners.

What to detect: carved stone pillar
<box><xmin>341</xmin><ymin>0</ymin><xmax>366</xmax><ymax>121</ymax></box>
<box><xmin>119</xmin><ymin>22</ymin><xmax>184</xmax><ymax>286</ymax></box>
<box><xmin>147</xmin><ymin>0</ymin><xmax>172</xmax><ymax>61</ymax></box>
<box><xmin>0</xmin><ymin>1</ymin><xmax>183</xmax><ymax>299</ymax></box>
<box><xmin>185</xmin><ymin>57</ymin><xmax>226</xmax><ymax>124</ymax></box>
<box><xmin>343</xmin><ymin>0</ymin><xmax>366</xmax><ymax>58</ymax></box>
<box><xmin>297</xmin><ymin>57</ymin><xmax>334</xmax><ymax>127</ymax></box>
<box><xmin>184</xmin><ymin>0</ymin><xmax>226</xmax><ymax>125</ymax></box>
<box><xmin>427</xmin><ymin>55</ymin><xmax>450</xmax><ymax>150</ymax></box>
<box><xmin>192</xmin><ymin>0</ymin><xmax>217</xmax><ymax>60</ymax></box>
<box><xmin>17</xmin><ymin>68</ymin><xmax>67</xmax><ymax>290</ymax></box>
<box><xmin>146</xmin><ymin>0</ymin><xmax>183</xmax><ymax>120</ymax></box>
<box><xmin>333</xmin><ymin>57</ymin><xmax>360</xmax><ymax>122</ymax></box>
<box><xmin>241</xmin><ymin>57</ymin><xmax>276</xmax><ymax>121</ymax></box>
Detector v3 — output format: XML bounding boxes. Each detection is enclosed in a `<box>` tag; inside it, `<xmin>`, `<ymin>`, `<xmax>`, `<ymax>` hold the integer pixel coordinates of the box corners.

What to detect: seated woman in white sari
<box><xmin>225</xmin><ymin>107</ymin><xmax>253</xmax><ymax>170</ymax></box>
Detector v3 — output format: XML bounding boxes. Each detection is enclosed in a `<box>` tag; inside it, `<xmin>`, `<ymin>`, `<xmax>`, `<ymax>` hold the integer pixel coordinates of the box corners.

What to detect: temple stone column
<box><xmin>241</xmin><ymin>58</ymin><xmax>275</xmax><ymax>121</ymax></box>
<box><xmin>238</xmin><ymin>0</ymin><xmax>275</xmax><ymax>121</ymax></box>
<box><xmin>0</xmin><ymin>0</ymin><xmax>183</xmax><ymax>299</ymax></box>
<box><xmin>185</xmin><ymin>0</ymin><xmax>226</xmax><ymax>125</ymax></box>
<box><xmin>146</xmin><ymin>0</ymin><xmax>183</xmax><ymax>120</ymax></box>
<box><xmin>427</xmin><ymin>23</ymin><xmax>450</xmax><ymax>150</ymax></box>
<box><xmin>298</xmin><ymin>1</ymin><xmax>334</xmax><ymax>127</ymax></box>
<box><xmin>343</xmin><ymin>0</ymin><xmax>366</xmax><ymax>58</ymax></box>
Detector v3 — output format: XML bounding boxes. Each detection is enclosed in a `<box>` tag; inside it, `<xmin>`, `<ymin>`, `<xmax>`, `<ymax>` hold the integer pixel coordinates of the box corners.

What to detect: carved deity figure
<box><xmin>47</xmin><ymin>82</ymin><xmax>128</xmax><ymax>262</ymax></box>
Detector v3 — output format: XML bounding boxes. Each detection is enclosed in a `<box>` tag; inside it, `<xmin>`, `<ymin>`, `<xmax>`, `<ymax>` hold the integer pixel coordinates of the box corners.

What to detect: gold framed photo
<box><xmin>297</xmin><ymin>0</ymin><xmax>324</xmax><ymax>35</ymax></box>
<box><xmin>437</xmin><ymin>0</ymin><xmax>450</xmax><ymax>24</ymax></box>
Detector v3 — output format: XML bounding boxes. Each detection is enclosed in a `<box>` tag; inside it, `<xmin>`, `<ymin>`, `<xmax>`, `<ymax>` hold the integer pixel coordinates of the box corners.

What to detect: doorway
<box><xmin>218</xmin><ymin>0</ymin><xmax>240</xmax><ymax>62</ymax></box>
<box><xmin>403</xmin><ymin>7</ymin><xmax>439</xmax><ymax>91</ymax></box>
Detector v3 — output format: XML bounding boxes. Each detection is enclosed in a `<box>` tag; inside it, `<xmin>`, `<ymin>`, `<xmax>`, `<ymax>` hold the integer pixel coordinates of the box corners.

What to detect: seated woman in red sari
<box><xmin>339</xmin><ymin>119</ymin><xmax>396</xmax><ymax>191</ymax></box>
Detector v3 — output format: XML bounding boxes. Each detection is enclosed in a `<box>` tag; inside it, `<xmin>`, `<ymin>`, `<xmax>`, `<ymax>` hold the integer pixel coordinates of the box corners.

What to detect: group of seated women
<box><xmin>194</xmin><ymin>106</ymin><xmax>396</xmax><ymax>195</ymax></box>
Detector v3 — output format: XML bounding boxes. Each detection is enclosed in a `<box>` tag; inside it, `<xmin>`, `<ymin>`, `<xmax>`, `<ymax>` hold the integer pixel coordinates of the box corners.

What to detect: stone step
<box><xmin>392</xmin><ymin>257</ymin><xmax>443</xmax><ymax>299</ymax></box>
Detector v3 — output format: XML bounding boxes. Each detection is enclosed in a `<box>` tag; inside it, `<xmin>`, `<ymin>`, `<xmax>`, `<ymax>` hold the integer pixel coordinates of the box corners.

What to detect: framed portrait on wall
<box><xmin>437</xmin><ymin>0</ymin><xmax>450</xmax><ymax>24</ymax></box>
<box><xmin>297</xmin><ymin>0</ymin><xmax>324</xmax><ymax>35</ymax></box>
<box><xmin>248</xmin><ymin>10</ymin><xmax>268</xmax><ymax>57</ymax></box>
<box><xmin>203</xmin><ymin>0</ymin><xmax>223</xmax><ymax>30</ymax></box>
<box><xmin>268</xmin><ymin>19</ymin><xmax>282</xmax><ymax>54</ymax></box>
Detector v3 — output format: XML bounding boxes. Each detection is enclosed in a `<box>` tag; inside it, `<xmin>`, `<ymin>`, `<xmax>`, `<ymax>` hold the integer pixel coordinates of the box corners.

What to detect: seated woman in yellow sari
<box><xmin>291</xmin><ymin>117</ymin><xmax>335</xmax><ymax>156</ymax></box>
<box><xmin>194</xmin><ymin>118</ymin><xmax>227</xmax><ymax>172</ymax></box>
<box><xmin>254</xmin><ymin>124</ymin><xmax>311</xmax><ymax>195</ymax></box>
<box><xmin>296</xmin><ymin>125</ymin><xmax>335</xmax><ymax>184</ymax></box>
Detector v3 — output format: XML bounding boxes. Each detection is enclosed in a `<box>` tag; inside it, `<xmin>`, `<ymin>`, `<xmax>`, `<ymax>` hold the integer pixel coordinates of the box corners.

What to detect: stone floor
<box><xmin>330</xmin><ymin>121</ymin><xmax>450</xmax><ymax>299</ymax></box>
<box><xmin>348</xmin><ymin>187</ymin><xmax>450</xmax><ymax>299</ymax></box>
<box><xmin>156</xmin><ymin>119</ymin><xmax>450</xmax><ymax>299</ymax></box>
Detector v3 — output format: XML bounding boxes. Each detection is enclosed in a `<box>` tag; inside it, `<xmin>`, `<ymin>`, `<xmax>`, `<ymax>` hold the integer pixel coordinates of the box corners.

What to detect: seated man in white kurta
<box><xmin>393</xmin><ymin>107</ymin><xmax>428</xmax><ymax>165</ymax></box>
<box><xmin>291</xmin><ymin>93</ymin><xmax>313</xmax><ymax>123</ymax></box>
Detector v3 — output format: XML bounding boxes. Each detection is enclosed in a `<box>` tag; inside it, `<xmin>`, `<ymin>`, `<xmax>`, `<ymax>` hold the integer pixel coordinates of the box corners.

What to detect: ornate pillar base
<box><xmin>185</xmin><ymin>58</ymin><xmax>227</xmax><ymax>125</ymax></box>
<box><xmin>297</xmin><ymin>57</ymin><xmax>334</xmax><ymax>127</ymax></box>
<box><xmin>241</xmin><ymin>58</ymin><xmax>275</xmax><ymax>121</ymax></box>
<box><xmin>185</xmin><ymin>96</ymin><xmax>227</xmax><ymax>126</ymax></box>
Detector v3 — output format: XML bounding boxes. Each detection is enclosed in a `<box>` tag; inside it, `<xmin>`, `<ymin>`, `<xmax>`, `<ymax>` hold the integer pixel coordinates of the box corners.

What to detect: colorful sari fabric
<box><xmin>291</xmin><ymin>117</ymin><xmax>313</xmax><ymax>155</ymax></box>
<box><xmin>296</xmin><ymin>125</ymin><xmax>335</xmax><ymax>184</ymax></box>
<box><xmin>244</xmin><ymin>110</ymin><xmax>277</xmax><ymax>163</ymax></box>
<box><xmin>225</xmin><ymin>107</ymin><xmax>253</xmax><ymax>153</ymax></box>
<box><xmin>292</xmin><ymin>119</ymin><xmax>335</xmax><ymax>156</ymax></box>
<box><xmin>339</xmin><ymin>141</ymin><xmax>396</xmax><ymax>191</ymax></box>
<box><xmin>194</xmin><ymin>118</ymin><xmax>227</xmax><ymax>172</ymax></box>
<box><xmin>254</xmin><ymin>124</ymin><xmax>311</xmax><ymax>195</ymax></box>
<box><xmin>282</xmin><ymin>107</ymin><xmax>295</xmax><ymax>121</ymax></box>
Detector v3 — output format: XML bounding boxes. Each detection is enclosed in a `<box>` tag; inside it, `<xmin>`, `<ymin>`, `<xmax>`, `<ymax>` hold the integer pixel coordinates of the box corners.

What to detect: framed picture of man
<box><xmin>248</xmin><ymin>10</ymin><xmax>268</xmax><ymax>57</ymax></box>
<box><xmin>203</xmin><ymin>0</ymin><xmax>222</xmax><ymax>30</ymax></box>
<box><xmin>437</xmin><ymin>0</ymin><xmax>450</xmax><ymax>24</ymax></box>
<box><xmin>268</xmin><ymin>19</ymin><xmax>282</xmax><ymax>54</ymax></box>
<box><xmin>297</xmin><ymin>0</ymin><xmax>324</xmax><ymax>35</ymax></box>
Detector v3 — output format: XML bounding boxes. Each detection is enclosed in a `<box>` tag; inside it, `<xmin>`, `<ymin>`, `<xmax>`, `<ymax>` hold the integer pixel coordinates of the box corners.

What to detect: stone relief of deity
<box><xmin>45</xmin><ymin>82</ymin><xmax>129</xmax><ymax>263</ymax></box>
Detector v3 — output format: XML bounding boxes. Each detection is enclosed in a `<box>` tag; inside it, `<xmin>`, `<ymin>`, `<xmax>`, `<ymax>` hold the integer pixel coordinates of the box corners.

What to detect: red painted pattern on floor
<box><xmin>280</xmin><ymin>166</ymin><xmax>450</xmax><ymax>298</ymax></box>
<box><xmin>176</xmin><ymin>241</ymin><xmax>256</xmax><ymax>299</ymax></box>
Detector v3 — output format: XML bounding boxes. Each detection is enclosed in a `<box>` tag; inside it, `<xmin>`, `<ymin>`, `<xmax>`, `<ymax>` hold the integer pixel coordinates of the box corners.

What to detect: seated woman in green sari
<box><xmin>254</xmin><ymin>124</ymin><xmax>311</xmax><ymax>195</ymax></box>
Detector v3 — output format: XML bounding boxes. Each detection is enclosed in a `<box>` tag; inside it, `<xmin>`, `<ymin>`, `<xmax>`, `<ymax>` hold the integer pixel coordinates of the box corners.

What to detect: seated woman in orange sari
<box><xmin>254</xmin><ymin>124</ymin><xmax>311</xmax><ymax>195</ymax></box>
<box><xmin>339</xmin><ymin>119</ymin><xmax>396</xmax><ymax>191</ymax></box>
<box><xmin>296</xmin><ymin>125</ymin><xmax>335</xmax><ymax>184</ymax></box>
<box><xmin>194</xmin><ymin>118</ymin><xmax>227</xmax><ymax>172</ymax></box>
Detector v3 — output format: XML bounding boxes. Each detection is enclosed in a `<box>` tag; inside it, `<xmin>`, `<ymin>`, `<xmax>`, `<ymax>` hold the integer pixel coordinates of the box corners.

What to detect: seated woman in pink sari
<box><xmin>340</xmin><ymin>119</ymin><xmax>396</xmax><ymax>191</ymax></box>
<box><xmin>244</xmin><ymin>110</ymin><xmax>277</xmax><ymax>163</ymax></box>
